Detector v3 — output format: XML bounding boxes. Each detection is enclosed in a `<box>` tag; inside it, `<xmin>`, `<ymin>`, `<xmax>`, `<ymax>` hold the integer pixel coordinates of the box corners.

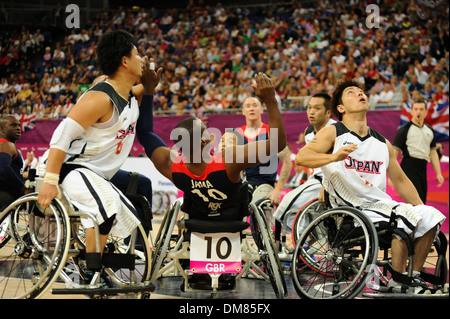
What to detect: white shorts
<box><xmin>60</xmin><ymin>167</ymin><xmax>140</xmax><ymax>238</ymax></box>
<box><xmin>273</xmin><ymin>178</ymin><xmax>322</xmax><ymax>230</ymax></box>
<box><xmin>358</xmin><ymin>201</ymin><xmax>445</xmax><ymax>240</ymax></box>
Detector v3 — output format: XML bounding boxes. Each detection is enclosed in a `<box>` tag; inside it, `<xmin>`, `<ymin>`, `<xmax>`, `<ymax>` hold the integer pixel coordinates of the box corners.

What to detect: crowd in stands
<box><xmin>0</xmin><ymin>0</ymin><xmax>448</xmax><ymax>120</ymax></box>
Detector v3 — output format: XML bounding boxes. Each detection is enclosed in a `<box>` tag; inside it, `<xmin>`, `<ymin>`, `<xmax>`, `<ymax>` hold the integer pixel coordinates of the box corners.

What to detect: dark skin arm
<box><xmin>149</xmin><ymin>73</ymin><xmax>287</xmax><ymax>184</ymax></box>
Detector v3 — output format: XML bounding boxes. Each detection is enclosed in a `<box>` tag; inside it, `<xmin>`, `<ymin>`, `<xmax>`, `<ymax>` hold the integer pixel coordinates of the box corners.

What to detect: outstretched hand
<box><xmin>251</xmin><ymin>73</ymin><xmax>276</xmax><ymax>103</ymax></box>
<box><xmin>141</xmin><ymin>56</ymin><xmax>163</xmax><ymax>95</ymax></box>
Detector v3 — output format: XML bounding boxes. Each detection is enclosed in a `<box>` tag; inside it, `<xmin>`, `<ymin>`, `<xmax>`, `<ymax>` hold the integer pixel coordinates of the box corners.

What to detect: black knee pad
<box><xmin>99</xmin><ymin>214</ymin><xmax>116</xmax><ymax>235</ymax></box>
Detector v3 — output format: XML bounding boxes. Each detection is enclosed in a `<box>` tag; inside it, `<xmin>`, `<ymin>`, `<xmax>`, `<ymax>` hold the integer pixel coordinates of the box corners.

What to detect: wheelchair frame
<box><xmin>290</xmin><ymin>204</ymin><xmax>448</xmax><ymax>299</ymax></box>
<box><xmin>0</xmin><ymin>178</ymin><xmax>154</xmax><ymax>299</ymax></box>
<box><xmin>149</xmin><ymin>197</ymin><xmax>287</xmax><ymax>299</ymax></box>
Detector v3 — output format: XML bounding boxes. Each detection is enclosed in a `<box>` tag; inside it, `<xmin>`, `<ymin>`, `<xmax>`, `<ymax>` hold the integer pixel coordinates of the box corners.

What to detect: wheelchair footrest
<box><xmin>51</xmin><ymin>282</ymin><xmax>155</xmax><ymax>296</ymax></box>
<box><xmin>102</xmin><ymin>253</ymin><xmax>135</xmax><ymax>270</ymax></box>
<box><xmin>186</xmin><ymin>274</ymin><xmax>236</xmax><ymax>291</ymax></box>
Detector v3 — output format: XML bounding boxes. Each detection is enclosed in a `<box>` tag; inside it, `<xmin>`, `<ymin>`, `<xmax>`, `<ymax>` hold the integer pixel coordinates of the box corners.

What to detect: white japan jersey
<box><xmin>62</xmin><ymin>81</ymin><xmax>139</xmax><ymax>179</ymax></box>
<box><xmin>322</xmin><ymin>122</ymin><xmax>391</xmax><ymax>207</ymax></box>
<box><xmin>304</xmin><ymin>118</ymin><xmax>336</xmax><ymax>180</ymax></box>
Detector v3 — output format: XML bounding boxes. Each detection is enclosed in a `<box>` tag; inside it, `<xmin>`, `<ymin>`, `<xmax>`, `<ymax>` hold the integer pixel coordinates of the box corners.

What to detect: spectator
<box><xmin>378</xmin><ymin>83</ymin><xmax>394</xmax><ymax>107</ymax></box>
<box><xmin>16</xmin><ymin>83</ymin><xmax>33</xmax><ymax>102</ymax></box>
<box><xmin>0</xmin><ymin>1</ymin><xmax>448</xmax><ymax>117</ymax></box>
<box><xmin>408</xmin><ymin>74</ymin><xmax>424</xmax><ymax>92</ymax></box>
<box><xmin>432</xmin><ymin>84</ymin><xmax>448</xmax><ymax>103</ymax></box>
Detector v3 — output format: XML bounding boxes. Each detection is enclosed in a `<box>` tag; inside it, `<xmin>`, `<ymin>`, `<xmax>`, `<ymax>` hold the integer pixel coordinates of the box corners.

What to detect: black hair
<box><xmin>310</xmin><ymin>92</ymin><xmax>331</xmax><ymax>111</ymax></box>
<box><xmin>412</xmin><ymin>99</ymin><xmax>428</xmax><ymax>109</ymax></box>
<box><xmin>331</xmin><ymin>79</ymin><xmax>365</xmax><ymax>121</ymax></box>
<box><xmin>96</xmin><ymin>30</ymin><xmax>138</xmax><ymax>76</ymax></box>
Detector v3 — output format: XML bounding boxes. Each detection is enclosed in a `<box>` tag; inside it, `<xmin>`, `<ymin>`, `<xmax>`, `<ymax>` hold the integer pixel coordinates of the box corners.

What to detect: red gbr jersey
<box><xmin>236</xmin><ymin>123</ymin><xmax>277</xmax><ymax>185</ymax></box>
<box><xmin>172</xmin><ymin>153</ymin><xmax>242</xmax><ymax>220</ymax></box>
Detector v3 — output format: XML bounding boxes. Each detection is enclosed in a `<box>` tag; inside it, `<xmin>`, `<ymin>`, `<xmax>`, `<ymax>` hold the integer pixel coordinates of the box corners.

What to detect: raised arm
<box><xmin>136</xmin><ymin>60</ymin><xmax>175</xmax><ymax>182</ymax></box>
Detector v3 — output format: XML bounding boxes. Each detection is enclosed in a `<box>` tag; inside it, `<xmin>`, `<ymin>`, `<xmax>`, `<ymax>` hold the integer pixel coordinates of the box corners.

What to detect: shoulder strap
<box><xmin>88</xmin><ymin>81</ymin><xmax>129</xmax><ymax>114</ymax></box>
<box><xmin>125</xmin><ymin>171</ymin><xmax>140</xmax><ymax>196</ymax></box>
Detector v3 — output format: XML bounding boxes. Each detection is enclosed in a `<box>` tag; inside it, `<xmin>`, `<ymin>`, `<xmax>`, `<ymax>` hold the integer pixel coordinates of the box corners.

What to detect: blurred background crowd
<box><xmin>0</xmin><ymin>0</ymin><xmax>448</xmax><ymax>120</ymax></box>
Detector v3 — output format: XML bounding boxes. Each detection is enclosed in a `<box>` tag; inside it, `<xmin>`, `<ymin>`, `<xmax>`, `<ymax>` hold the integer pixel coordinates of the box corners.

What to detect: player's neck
<box><xmin>342</xmin><ymin>117</ymin><xmax>369</xmax><ymax>137</ymax></box>
<box><xmin>314</xmin><ymin>119</ymin><xmax>329</xmax><ymax>133</ymax></box>
<box><xmin>245</xmin><ymin>119</ymin><xmax>263</xmax><ymax>130</ymax></box>
<box><xmin>0</xmin><ymin>135</ymin><xmax>14</xmax><ymax>144</ymax></box>
<box><xmin>185</xmin><ymin>157</ymin><xmax>209</xmax><ymax>175</ymax></box>
<box><xmin>106</xmin><ymin>74</ymin><xmax>135</xmax><ymax>100</ymax></box>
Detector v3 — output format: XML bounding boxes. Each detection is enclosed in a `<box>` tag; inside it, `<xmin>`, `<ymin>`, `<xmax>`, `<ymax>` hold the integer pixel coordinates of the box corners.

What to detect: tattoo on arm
<box><xmin>277</xmin><ymin>147</ymin><xmax>292</xmax><ymax>186</ymax></box>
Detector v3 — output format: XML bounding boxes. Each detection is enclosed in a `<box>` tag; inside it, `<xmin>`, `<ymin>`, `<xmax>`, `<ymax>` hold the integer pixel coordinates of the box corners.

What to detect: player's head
<box><xmin>97</xmin><ymin>30</ymin><xmax>141</xmax><ymax>77</ymax></box>
<box><xmin>307</xmin><ymin>93</ymin><xmax>331</xmax><ymax>126</ymax></box>
<box><xmin>0</xmin><ymin>115</ymin><xmax>21</xmax><ymax>143</ymax></box>
<box><xmin>242</xmin><ymin>97</ymin><xmax>263</xmax><ymax>121</ymax></box>
<box><xmin>173</xmin><ymin>117</ymin><xmax>211</xmax><ymax>160</ymax></box>
<box><xmin>331</xmin><ymin>79</ymin><xmax>367</xmax><ymax>121</ymax></box>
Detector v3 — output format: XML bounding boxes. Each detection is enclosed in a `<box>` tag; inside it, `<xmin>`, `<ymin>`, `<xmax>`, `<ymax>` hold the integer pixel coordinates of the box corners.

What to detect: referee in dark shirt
<box><xmin>393</xmin><ymin>100</ymin><xmax>444</xmax><ymax>203</ymax></box>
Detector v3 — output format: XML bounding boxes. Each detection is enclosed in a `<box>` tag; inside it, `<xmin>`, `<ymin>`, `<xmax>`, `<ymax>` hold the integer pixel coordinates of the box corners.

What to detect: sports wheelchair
<box><xmin>247</xmin><ymin>183</ymin><xmax>294</xmax><ymax>266</ymax></box>
<box><xmin>290</xmin><ymin>202</ymin><xmax>448</xmax><ymax>299</ymax></box>
<box><xmin>0</xmin><ymin>172</ymin><xmax>154</xmax><ymax>299</ymax></box>
<box><xmin>275</xmin><ymin>197</ymin><xmax>326</xmax><ymax>264</ymax></box>
<box><xmin>149</xmin><ymin>183</ymin><xmax>287</xmax><ymax>299</ymax></box>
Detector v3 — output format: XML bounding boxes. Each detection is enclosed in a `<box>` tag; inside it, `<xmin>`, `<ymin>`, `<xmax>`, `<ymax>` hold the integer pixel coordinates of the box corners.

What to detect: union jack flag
<box><xmin>400</xmin><ymin>101</ymin><xmax>449</xmax><ymax>141</ymax></box>
<box><xmin>17</xmin><ymin>112</ymin><xmax>37</xmax><ymax>133</ymax></box>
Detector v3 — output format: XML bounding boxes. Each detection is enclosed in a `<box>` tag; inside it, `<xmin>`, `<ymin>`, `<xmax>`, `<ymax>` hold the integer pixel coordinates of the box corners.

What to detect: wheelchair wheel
<box><xmin>149</xmin><ymin>200</ymin><xmax>181</xmax><ymax>283</ymax></box>
<box><xmin>0</xmin><ymin>194</ymin><xmax>70</xmax><ymax>299</ymax></box>
<box><xmin>250</xmin><ymin>201</ymin><xmax>287</xmax><ymax>299</ymax></box>
<box><xmin>291</xmin><ymin>206</ymin><xmax>378</xmax><ymax>299</ymax></box>
<box><xmin>66</xmin><ymin>220</ymin><xmax>152</xmax><ymax>287</ymax></box>
<box><xmin>291</xmin><ymin>198</ymin><xmax>325</xmax><ymax>247</ymax></box>
<box><xmin>104</xmin><ymin>224</ymin><xmax>152</xmax><ymax>284</ymax></box>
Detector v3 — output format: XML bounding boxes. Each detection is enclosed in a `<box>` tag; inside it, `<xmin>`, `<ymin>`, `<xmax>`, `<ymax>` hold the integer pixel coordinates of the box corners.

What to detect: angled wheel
<box><xmin>149</xmin><ymin>200</ymin><xmax>181</xmax><ymax>283</ymax></box>
<box><xmin>68</xmin><ymin>222</ymin><xmax>152</xmax><ymax>286</ymax></box>
<box><xmin>250</xmin><ymin>201</ymin><xmax>287</xmax><ymax>299</ymax></box>
<box><xmin>0</xmin><ymin>194</ymin><xmax>70</xmax><ymax>299</ymax></box>
<box><xmin>291</xmin><ymin>198</ymin><xmax>325</xmax><ymax>247</ymax></box>
<box><xmin>291</xmin><ymin>206</ymin><xmax>378</xmax><ymax>299</ymax></box>
<box><xmin>105</xmin><ymin>224</ymin><xmax>152</xmax><ymax>284</ymax></box>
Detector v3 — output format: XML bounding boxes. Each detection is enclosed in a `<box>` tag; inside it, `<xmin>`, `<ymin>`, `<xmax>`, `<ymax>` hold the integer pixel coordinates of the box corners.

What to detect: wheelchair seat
<box><xmin>149</xmin><ymin>182</ymin><xmax>287</xmax><ymax>298</ymax></box>
<box><xmin>0</xmin><ymin>173</ymin><xmax>154</xmax><ymax>299</ymax></box>
<box><xmin>178</xmin><ymin>182</ymin><xmax>250</xmax><ymax>235</ymax></box>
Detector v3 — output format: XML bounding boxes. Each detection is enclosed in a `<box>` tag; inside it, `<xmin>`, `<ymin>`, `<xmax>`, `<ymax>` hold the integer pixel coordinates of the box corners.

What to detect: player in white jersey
<box><xmin>37</xmin><ymin>30</ymin><xmax>162</xmax><ymax>261</ymax></box>
<box><xmin>296</xmin><ymin>79</ymin><xmax>445</xmax><ymax>292</ymax></box>
<box><xmin>274</xmin><ymin>93</ymin><xmax>335</xmax><ymax>232</ymax></box>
